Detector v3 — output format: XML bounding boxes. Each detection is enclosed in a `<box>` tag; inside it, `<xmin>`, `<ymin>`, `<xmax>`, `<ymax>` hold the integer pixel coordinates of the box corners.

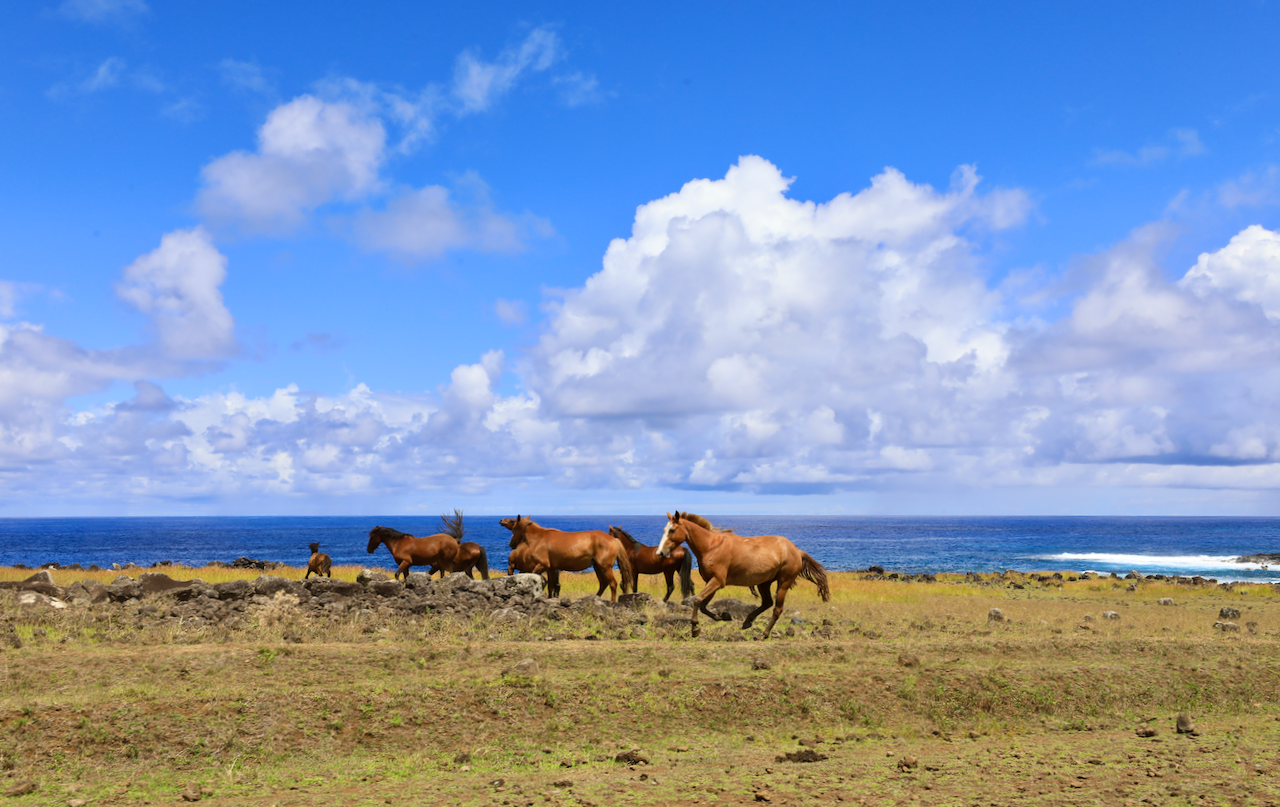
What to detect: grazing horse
<box><xmin>304</xmin><ymin>542</ymin><xmax>332</xmax><ymax>579</ymax></box>
<box><xmin>608</xmin><ymin>526</ymin><xmax>694</xmax><ymax>602</ymax></box>
<box><xmin>658</xmin><ymin>511</ymin><xmax>829</xmax><ymax>639</ymax></box>
<box><xmin>505</xmin><ymin>516</ymin><xmax>634</xmax><ymax>601</ymax></box>
<box><xmin>367</xmin><ymin>511</ymin><xmax>467</xmax><ymax>581</ymax></box>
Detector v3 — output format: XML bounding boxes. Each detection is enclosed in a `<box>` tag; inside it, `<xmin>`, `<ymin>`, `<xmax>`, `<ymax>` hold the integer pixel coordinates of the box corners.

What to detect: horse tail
<box><xmin>678</xmin><ymin>549</ymin><xmax>695</xmax><ymax>598</ymax></box>
<box><xmin>476</xmin><ymin>546</ymin><xmax>490</xmax><ymax>580</ymax></box>
<box><xmin>441</xmin><ymin>508</ymin><xmax>465</xmax><ymax>541</ymax></box>
<box><xmin>614</xmin><ymin>540</ymin><xmax>635</xmax><ymax>592</ymax></box>
<box><xmin>799</xmin><ymin>552</ymin><xmax>831</xmax><ymax>602</ymax></box>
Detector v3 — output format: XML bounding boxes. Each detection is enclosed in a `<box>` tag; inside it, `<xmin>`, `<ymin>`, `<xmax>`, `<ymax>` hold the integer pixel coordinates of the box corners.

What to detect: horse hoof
<box><xmin>691</xmin><ymin>625</ymin><xmax>701</xmax><ymax>638</ymax></box>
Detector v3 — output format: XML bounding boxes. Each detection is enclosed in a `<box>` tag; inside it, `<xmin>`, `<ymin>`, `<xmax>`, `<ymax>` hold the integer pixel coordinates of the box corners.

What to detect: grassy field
<box><xmin>2</xmin><ymin>567</ymin><xmax>1279</xmax><ymax>806</ymax></box>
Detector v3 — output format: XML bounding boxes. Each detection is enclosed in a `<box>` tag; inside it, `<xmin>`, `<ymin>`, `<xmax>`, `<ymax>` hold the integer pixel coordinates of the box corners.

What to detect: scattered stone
<box><xmin>987</xmin><ymin>608</ymin><xmax>1004</xmax><ymax>623</ymax></box>
<box><xmin>1220</xmin><ymin>606</ymin><xmax>1242</xmax><ymax>620</ymax></box>
<box><xmin>2</xmin><ymin>781</ymin><xmax>36</xmax><ymax>797</ymax></box>
<box><xmin>1214</xmin><ymin>621</ymin><xmax>1241</xmax><ymax>632</ymax></box>
<box><xmin>68</xmin><ymin>799</ymin><xmax>88</xmax><ymax>807</ymax></box>
<box><xmin>897</xmin><ymin>653</ymin><xmax>921</xmax><ymax>668</ymax></box>
<box><xmin>754</xmin><ymin>788</ymin><xmax>773</xmax><ymax>802</ymax></box>
<box><xmin>776</xmin><ymin>749</ymin><xmax>827</xmax><ymax>763</ymax></box>
<box><xmin>752</xmin><ymin>658</ymin><xmax>771</xmax><ymax>671</ymax></box>
<box><xmin>898</xmin><ymin>755</ymin><xmax>919</xmax><ymax>771</ymax></box>
<box><xmin>1082</xmin><ymin>614</ymin><xmax>1096</xmax><ymax>622</ymax></box>
<box><xmin>1176</xmin><ymin>713</ymin><xmax>1197</xmax><ymax>735</ymax></box>
<box><xmin>1102</xmin><ymin>611</ymin><xmax>1120</xmax><ymax>620</ymax></box>
<box><xmin>357</xmin><ymin>568</ymin><xmax>392</xmax><ymax>586</ymax></box>
<box><xmin>552</xmin><ymin>778</ymin><xmax>572</xmax><ymax>787</ymax></box>
<box><xmin>180</xmin><ymin>786</ymin><xmax>202</xmax><ymax>801</ymax></box>
<box><xmin>868</xmin><ymin>566</ymin><xmax>885</xmax><ymax>575</ymax></box>
<box><xmin>454</xmin><ymin>752</ymin><xmax>471</xmax><ymax>764</ymax></box>
<box><xmin>1136</xmin><ymin>727</ymin><xmax>1158</xmax><ymax>738</ymax></box>
<box><xmin>1158</xmin><ymin>598</ymin><xmax>1175</xmax><ymax>606</ymax></box>
<box><xmin>615</xmin><ymin>750</ymin><xmax>649</xmax><ymax>765</ymax></box>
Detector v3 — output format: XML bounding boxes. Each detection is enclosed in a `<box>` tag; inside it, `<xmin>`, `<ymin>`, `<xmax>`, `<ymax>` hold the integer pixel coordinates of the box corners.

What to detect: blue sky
<box><xmin>3</xmin><ymin>1</ymin><xmax>1280</xmax><ymax>516</ymax></box>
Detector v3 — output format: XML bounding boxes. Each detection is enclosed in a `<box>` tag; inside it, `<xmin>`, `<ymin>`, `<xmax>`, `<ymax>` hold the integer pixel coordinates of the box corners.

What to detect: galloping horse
<box><xmin>608</xmin><ymin>526</ymin><xmax>694</xmax><ymax>602</ymax></box>
<box><xmin>657</xmin><ymin>511</ymin><xmax>829</xmax><ymax>639</ymax></box>
<box><xmin>304</xmin><ymin>542</ymin><xmax>332</xmax><ymax>579</ymax></box>
<box><xmin>367</xmin><ymin>510</ymin><xmax>467</xmax><ymax>581</ymax></box>
<box><xmin>505</xmin><ymin>516</ymin><xmax>634</xmax><ymax>601</ymax></box>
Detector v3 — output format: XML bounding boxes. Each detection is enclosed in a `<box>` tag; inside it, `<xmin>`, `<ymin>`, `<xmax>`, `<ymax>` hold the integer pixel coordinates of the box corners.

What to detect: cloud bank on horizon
<box><xmin>4</xmin><ymin>7</ymin><xmax>1280</xmax><ymax>515</ymax></box>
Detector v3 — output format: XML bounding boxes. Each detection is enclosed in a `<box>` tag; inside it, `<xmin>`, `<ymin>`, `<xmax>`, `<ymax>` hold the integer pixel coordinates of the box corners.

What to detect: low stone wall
<box><xmin>0</xmin><ymin>569</ymin><xmax>677</xmax><ymax>633</ymax></box>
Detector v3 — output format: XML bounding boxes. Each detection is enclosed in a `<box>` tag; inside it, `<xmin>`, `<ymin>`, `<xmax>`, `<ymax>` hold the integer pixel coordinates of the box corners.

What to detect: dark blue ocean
<box><xmin>2</xmin><ymin>515</ymin><xmax>1280</xmax><ymax>583</ymax></box>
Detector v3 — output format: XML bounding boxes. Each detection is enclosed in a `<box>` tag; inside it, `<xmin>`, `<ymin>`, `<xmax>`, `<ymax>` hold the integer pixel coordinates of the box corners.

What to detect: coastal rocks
<box><xmin>16</xmin><ymin>591</ymin><xmax>67</xmax><ymax>610</ymax></box>
<box><xmin>251</xmin><ymin>575</ymin><xmax>295</xmax><ymax>598</ymax></box>
<box><xmin>214</xmin><ymin>580</ymin><xmax>253</xmax><ymax>600</ymax></box>
<box><xmin>356</xmin><ymin>568</ymin><xmax>392</xmax><ymax>585</ymax></box>
<box><xmin>106</xmin><ymin>575</ymin><xmax>142</xmax><ymax>602</ymax></box>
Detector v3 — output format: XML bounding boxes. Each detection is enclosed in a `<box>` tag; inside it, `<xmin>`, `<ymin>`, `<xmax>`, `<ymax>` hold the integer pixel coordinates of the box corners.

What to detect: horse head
<box><xmin>657</xmin><ymin>511</ymin><xmax>686</xmax><ymax>558</ymax></box>
<box><xmin>507</xmin><ymin>515</ymin><xmax>529</xmax><ymax>549</ymax></box>
<box><xmin>309</xmin><ymin>541</ymin><xmax>320</xmax><ymax>554</ymax></box>
<box><xmin>367</xmin><ymin>525</ymin><xmax>401</xmax><ymax>554</ymax></box>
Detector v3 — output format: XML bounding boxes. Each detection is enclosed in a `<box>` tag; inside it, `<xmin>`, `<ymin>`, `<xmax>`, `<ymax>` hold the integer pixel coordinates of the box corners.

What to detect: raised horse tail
<box><xmin>476</xmin><ymin>545</ymin><xmax>490</xmax><ymax>580</ymax></box>
<box><xmin>800</xmin><ymin>552</ymin><xmax>831</xmax><ymax>602</ymax></box>
<box><xmin>678</xmin><ymin>549</ymin><xmax>695</xmax><ymax>598</ymax></box>
<box><xmin>614</xmin><ymin>540</ymin><xmax>635</xmax><ymax>592</ymax></box>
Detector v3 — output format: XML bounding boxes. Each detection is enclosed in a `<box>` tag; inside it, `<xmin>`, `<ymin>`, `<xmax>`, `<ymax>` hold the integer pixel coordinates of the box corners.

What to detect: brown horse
<box><xmin>304</xmin><ymin>542</ymin><xmax>332</xmax><ymax>579</ymax></box>
<box><xmin>657</xmin><ymin>511</ymin><xmax>829</xmax><ymax>639</ymax></box>
<box><xmin>447</xmin><ymin>542</ymin><xmax>490</xmax><ymax>579</ymax></box>
<box><xmin>367</xmin><ymin>511</ymin><xmax>467</xmax><ymax>581</ymax></box>
<box><xmin>608</xmin><ymin>526</ymin><xmax>694</xmax><ymax>602</ymax></box>
<box><xmin>501</xmin><ymin>518</ymin><xmax>561</xmax><ymax>595</ymax></box>
<box><xmin>505</xmin><ymin>516</ymin><xmax>634</xmax><ymax>601</ymax></box>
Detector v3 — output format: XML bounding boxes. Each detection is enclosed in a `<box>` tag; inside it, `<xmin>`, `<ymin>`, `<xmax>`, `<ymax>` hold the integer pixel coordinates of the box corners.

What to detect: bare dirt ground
<box><xmin>2</xmin><ymin>567</ymin><xmax>1279</xmax><ymax>806</ymax></box>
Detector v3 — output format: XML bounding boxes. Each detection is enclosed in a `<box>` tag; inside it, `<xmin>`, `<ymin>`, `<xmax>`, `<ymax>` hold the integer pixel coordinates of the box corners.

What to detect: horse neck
<box><xmin>680</xmin><ymin>519</ymin><xmax>721</xmax><ymax>556</ymax></box>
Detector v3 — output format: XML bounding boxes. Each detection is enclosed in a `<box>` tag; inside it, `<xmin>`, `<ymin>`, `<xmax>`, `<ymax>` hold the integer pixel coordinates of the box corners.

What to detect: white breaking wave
<box><xmin>1038</xmin><ymin>552</ymin><xmax>1273</xmax><ymax>571</ymax></box>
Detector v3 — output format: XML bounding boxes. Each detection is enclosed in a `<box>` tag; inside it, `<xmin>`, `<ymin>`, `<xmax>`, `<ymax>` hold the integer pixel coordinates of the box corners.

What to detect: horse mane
<box><xmin>440</xmin><ymin>509</ymin><xmax>465</xmax><ymax>541</ymax></box>
<box><xmin>612</xmin><ymin>526</ymin><xmax>637</xmax><ymax>545</ymax></box>
<box><xmin>370</xmin><ymin>525</ymin><xmax>410</xmax><ymax>540</ymax></box>
<box><xmin>679</xmin><ymin>512</ymin><xmax>737</xmax><ymax>534</ymax></box>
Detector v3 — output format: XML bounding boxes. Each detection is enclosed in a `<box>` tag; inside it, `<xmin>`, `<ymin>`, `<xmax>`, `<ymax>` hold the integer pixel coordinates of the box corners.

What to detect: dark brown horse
<box><xmin>505</xmin><ymin>516</ymin><xmax>634</xmax><ymax>601</ymax></box>
<box><xmin>608</xmin><ymin>526</ymin><xmax>694</xmax><ymax>602</ymax></box>
<box><xmin>657</xmin><ymin>511</ymin><xmax>829</xmax><ymax>639</ymax></box>
<box><xmin>304</xmin><ymin>542</ymin><xmax>332</xmax><ymax>579</ymax></box>
<box><xmin>367</xmin><ymin>511</ymin><xmax>467</xmax><ymax>581</ymax></box>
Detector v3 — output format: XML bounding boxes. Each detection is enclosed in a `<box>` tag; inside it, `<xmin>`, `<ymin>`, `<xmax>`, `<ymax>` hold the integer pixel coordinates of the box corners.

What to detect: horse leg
<box><xmin>593</xmin><ymin>562</ymin><xmax>617</xmax><ymax>601</ymax></box>
<box><xmin>742</xmin><ymin>580</ymin><xmax>775</xmax><ymax>630</ymax></box>
<box><xmin>662</xmin><ymin>570</ymin><xmax>675</xmax><ymax>602</ymax></box>
<box><xmin>759</xmin><ymin>578</ymin><xmax>795</xmax><ymax>639</ymax></box>
<box><xmin>690</xmin><ymin>579</ymin><xmax>726</xmax><ymax>638</ymax></box>
<box><xmin>396</xmin><ymin>560</ymin><xmax>411</xmax><ymax>582</ymax></box>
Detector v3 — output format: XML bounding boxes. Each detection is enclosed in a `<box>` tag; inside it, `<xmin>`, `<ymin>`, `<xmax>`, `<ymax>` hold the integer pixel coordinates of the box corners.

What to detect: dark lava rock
<box><xmin>214</xmin><ymin>579</ymin><xmax>253</xmax><ymax>600</ymax></box>
<box><xmin>250</xmin><ymin>575</ymin><xmax>296</xmax><ymax>597</ymax></box>
<box><xmin>776</xmin><ymin>749</ymin><xmax>827</xmax><ymax>763</ymax></box>
<box><xmin>1220</xmin><ymin>606</ymin><xmax>1242</xmax><ymax>620</ymax></box>
<box><xmin>139</xmin><ymin>572</ymin><xmax>193</xmax><ymax>595</ymax></box>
